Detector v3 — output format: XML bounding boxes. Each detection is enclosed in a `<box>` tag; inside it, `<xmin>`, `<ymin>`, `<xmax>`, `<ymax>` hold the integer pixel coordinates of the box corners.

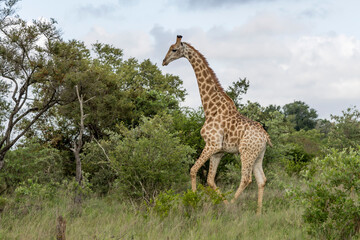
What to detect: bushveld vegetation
<box><xmin>0</xmin><ymin>1</ymin><xmax>359</xmax><ymax>239</ymax></box>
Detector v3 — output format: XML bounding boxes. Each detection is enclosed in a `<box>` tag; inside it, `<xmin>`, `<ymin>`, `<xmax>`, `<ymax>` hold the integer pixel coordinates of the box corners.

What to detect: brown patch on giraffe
<box><xmin>203</xmin><ymin>95</ymin><xmax>209</xmax><ymax>102</ymax></box>
<box><xmin>208</xmin><ymin>101</ymin><xmax>214</xmax><ymax>109</ymax></box>
<box><xmin>210</xmin><ymin>104</ymin><xmax>217</xmax><ymax>112</ymax></box>
<box><xmin>203</xmin><ymin>70</ymin><xmax>208</xmax><ymax>78</ymax></box>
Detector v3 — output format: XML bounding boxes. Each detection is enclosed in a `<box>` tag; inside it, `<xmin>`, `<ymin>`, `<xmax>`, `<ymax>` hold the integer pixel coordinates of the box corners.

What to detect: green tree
<box><xmin>0</xmin><ymin>1</ymin><xmax>81</xmax><ymax>170</ymax></box>
<box><xmin>225</xmin><ymin>78</ymin><xmax>249</xmax><ymax>108</ymax></box>
<box><xmin>316</xmin><ymin>118</ymin><xmax>332</xmax><ymax>135</ymax></box>
<box><xmin>32</xmin><ymin>44</ymin><xmax>186</xmax><ymax>143</ymax></box>
<box><xmin>283</xmin><ymin>101</ymin><xmax>318</xmax><ymax>131</ymax></box>
<box><xmin>118</xmin><ymin>58</ymin><xmax>185</xmax><ymax>126</ymax></box>
<box><xmin>326</xmin><ymin>107</ymin><xmax>360</xmax><ymax>150</ymax></box>
<box><xmin>83</xmin><ymin>114</ymin><xmax>194</xmax><ymax>200</ymax></box>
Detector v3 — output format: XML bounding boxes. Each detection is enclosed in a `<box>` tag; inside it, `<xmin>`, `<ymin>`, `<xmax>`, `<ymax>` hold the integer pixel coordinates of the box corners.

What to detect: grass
<box><xmin>0</xmin><ymin>184</ymin><xmax>310</xmax><ymax>240</ymax></box>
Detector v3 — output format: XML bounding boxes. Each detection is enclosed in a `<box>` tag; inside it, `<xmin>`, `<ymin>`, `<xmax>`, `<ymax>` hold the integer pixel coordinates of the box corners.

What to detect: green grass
<box><xmin>0</xmin><ymin>185</ymin><xmax>309</xmax><ymax>240</ymax></box>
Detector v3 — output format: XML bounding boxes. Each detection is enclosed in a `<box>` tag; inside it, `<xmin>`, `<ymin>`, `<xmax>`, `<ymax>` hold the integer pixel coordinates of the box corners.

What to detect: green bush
<box><xmin>281</xmin><ymin>129</ymin><xmax>325</xmax><ymax>175</ymax></box>
<box><xmin>0</xmin><ymin>142</ymin><xmax>64</xmax><ymax>192</ymax></box>
<box><xmin>282</xmin><ymin>144</ymin><xmax>313</xmax><ymax>175</ymax></box>
<box><xmin>147</xmin><ymin>189</ymin><xmax>180</xmax><ymax>218</ymax></box>
<box><xmin>14</xmin><ymin>179</ymin><xmax>59</xmax><ymax>204</ymax></box>
<box><xmin>86</xmin><ymin>114</ymin><xmax>194</xmax><ymax>202</ymax></box>
<box><xmin>0</xmin><ymin>196</ymin><xmax>7</xmax><ymax>212</ymax></box>
<box><xmin>82</xmin><ymin>140</ymin><xmax>117</xmax><ymax>194</ymax></box>
<box><xmin>181</xmin><ymin>184</ymin><xmax>227</xmax><ymax>217</ymax></box>
<box><xmin>148</xmin><ymin>185</ymin><xmax>227</xmax><ymax>218</ymax></box>
<box><xmin>296</xmin><ymin>148</ymin><xmax>360</xmax><ymax>239</ymax></box>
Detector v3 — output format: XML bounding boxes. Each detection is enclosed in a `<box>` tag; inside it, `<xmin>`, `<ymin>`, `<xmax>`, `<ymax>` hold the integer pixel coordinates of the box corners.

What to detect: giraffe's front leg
<box><xmin>190</xmin><ymin>145</ymin><xmax>218</xmax><ymax>192</ymax></box>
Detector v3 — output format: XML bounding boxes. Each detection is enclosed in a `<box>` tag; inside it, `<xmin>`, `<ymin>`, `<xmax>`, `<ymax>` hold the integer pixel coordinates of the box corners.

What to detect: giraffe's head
<box><xmin>162</xmin><ymin>35</ymin><xmax>186</xmax><ymax>66</ymax></box>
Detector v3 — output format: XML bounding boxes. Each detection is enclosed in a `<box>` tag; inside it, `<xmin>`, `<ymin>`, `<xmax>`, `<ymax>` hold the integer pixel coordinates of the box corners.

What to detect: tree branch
<box><xmin>0</xmin><ymin>90</ymin><xmax>57</xmax><ymax>154</ymax></box>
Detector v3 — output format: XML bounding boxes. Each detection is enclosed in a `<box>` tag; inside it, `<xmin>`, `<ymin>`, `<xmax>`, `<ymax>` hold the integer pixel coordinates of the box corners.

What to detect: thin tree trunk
<box><xmin>71</xmin><ymin>85</ymin><xmax>85</xmax><ymax>204</ymax></box>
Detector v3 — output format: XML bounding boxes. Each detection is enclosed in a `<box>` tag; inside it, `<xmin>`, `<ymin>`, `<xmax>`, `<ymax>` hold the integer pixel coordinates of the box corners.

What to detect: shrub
<box><xmin>296</xmin><ymin>148</ymin><xmax>360</xmax><ymax>239</ymax></box>
<box><xmin>89</xmin><ymin>114</ymin><xmax>194</xmax><ymax>202</ymax></box>
<box><xmin>182</xmin><ymin>184</ymin><xmax>227</xmax><ymax>216</ymax></box>
<box><xmin>147</xmin><ymin>185</ymin><xmax>228</xmax><ymax>218</ymax></box>
<box><xmin>0</xmin><ymin>196</ymin><xmax>7</xmax><ymax>212</ymax></box>
<box><xmin>82</xmin><ymin>141</ymin><xmax>117</xmax><ymax>194</ymax></box>
<box><xmin>0</xmin><ymin>142</ymin><xmax>64</xmax><ymax>192</ymax></box>
<box><xmin>147</xmin><ymin>189</ymin><xmax>180</xmax><ymax>218</ymax></box>
<box><xmin>14</xmin><ymin>179</ymin><xmax>59</xmax><ymax>204</ymax></box>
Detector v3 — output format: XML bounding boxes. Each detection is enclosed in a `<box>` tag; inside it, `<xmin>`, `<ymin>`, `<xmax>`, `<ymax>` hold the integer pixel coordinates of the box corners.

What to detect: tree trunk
<box><xmin>72</xmin><ymin>85</ymin><xmax>87</xmax><ymax>204</ymax></box>
<box><xmin>73</xmin><ymin>146</ymin><xmax>82</xmax><ymax>204</ymax></box>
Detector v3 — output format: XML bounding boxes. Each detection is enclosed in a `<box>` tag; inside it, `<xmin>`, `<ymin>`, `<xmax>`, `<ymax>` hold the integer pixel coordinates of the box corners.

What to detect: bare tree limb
<box><xmin>93</xmin><ymin>137</ymin><xmax>111</xmax><ymax>162</ymax></box>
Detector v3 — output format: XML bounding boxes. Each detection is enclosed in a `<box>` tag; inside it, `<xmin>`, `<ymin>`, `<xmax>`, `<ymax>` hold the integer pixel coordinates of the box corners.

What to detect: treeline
<box><xmin>0</xmin><ymin>1</ymin><xmax>360</xmax><ymax>239</ymax></box>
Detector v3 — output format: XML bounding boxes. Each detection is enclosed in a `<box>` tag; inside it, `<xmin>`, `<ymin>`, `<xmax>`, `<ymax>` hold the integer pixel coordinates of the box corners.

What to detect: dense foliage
<box><xmin>295</xmin><ymin>148</ymin><xmax>360</xmax><ymax>239</ymax></box>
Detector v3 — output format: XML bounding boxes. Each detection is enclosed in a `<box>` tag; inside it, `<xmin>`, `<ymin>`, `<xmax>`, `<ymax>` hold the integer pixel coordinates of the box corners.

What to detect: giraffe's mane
<box><xmin>184</xmin><ymin>42</ymin><xmax>236</xmax><ymax>107</ymax></box>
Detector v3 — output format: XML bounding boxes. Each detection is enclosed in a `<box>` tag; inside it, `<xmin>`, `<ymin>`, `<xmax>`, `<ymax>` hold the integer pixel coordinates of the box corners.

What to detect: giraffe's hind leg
<box><xmin>231</xmin><ymin>148</ymin><xmax>256</xmax><ymax>203</ymax></box>
<box><xmin>253</xmin><ymin>146</ymin><xmax>266</xmax><ymax>215</ymax></box>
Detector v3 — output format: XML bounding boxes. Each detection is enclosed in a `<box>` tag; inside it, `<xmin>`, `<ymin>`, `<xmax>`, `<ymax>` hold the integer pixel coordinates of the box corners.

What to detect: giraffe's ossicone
<box><xmin>162</xmin><ymin>35</ymin><xmax>272</xmax><ymax>215</ymax></box>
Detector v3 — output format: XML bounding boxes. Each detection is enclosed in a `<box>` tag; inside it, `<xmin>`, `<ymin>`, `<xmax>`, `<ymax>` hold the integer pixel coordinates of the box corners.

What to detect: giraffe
<box><xmin>162</xmin><ymin>35</ymin><xmax>272</xmax><ymax>215</ymax></box>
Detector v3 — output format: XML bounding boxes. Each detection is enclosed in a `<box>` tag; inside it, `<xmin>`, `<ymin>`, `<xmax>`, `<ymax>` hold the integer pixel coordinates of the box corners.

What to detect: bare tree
<box><xmin>71</xmin><ymin>86</ymin><xmax>84</xmax><ymax>204</ymax></box>
<box><xmin>71</xmin><ymin>85</ymin><xmax>93</xmax><ymax>204</ymax></box>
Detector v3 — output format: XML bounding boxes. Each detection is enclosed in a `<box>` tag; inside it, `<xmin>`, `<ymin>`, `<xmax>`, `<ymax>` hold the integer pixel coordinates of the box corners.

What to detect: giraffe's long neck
<box><xmin>184</xmin><ymin>43</ymin><xmax>237</xmax><ymax>118</ymax></box>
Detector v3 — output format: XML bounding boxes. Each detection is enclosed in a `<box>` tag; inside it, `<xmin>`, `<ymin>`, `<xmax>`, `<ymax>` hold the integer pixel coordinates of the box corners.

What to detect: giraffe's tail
<box><xmin>265</xmin><ymin>132</ymin><xmax>273</xmax><ymax>147</ymax></box>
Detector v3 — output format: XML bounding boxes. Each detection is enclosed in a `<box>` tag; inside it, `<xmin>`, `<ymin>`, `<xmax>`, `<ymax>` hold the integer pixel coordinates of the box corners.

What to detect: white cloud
<box><xmin>83</xmin><ymin>26</ymin><xmax>153</xmax><ymax>59</ymax></box>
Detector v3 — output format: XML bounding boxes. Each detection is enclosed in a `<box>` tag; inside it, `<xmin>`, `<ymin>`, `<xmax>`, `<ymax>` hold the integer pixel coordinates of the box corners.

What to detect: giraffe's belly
<box><xmin>222</xmin><ymin>142</ymin><xmax>239</xmax><ymax>154</ymax></box>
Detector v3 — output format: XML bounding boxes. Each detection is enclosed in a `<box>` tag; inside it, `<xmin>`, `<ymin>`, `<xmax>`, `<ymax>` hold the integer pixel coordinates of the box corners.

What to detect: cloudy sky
<box><xmin>18</xmin><ymin>0</ymin><xmax>360</xmax><ymax>118</ymax></box>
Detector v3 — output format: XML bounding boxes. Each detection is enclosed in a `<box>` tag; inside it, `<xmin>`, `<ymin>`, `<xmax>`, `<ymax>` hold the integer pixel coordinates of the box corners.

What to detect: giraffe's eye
<box><xmin>172</xmin><ymin>49</ymin><xmax>177</xmax><ymax>52</ymax></box>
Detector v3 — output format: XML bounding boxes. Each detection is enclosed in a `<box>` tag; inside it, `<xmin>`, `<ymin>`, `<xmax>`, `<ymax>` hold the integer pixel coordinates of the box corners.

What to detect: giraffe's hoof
<box><xmin>223</xmin><ymin>199</ymin><xmax>229</xmax><ymax>205</ymax></box>
<box><xmin>230</xmin><ymin>199</ymin><xmax>236</xmax><ymax>204</ymax></box>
